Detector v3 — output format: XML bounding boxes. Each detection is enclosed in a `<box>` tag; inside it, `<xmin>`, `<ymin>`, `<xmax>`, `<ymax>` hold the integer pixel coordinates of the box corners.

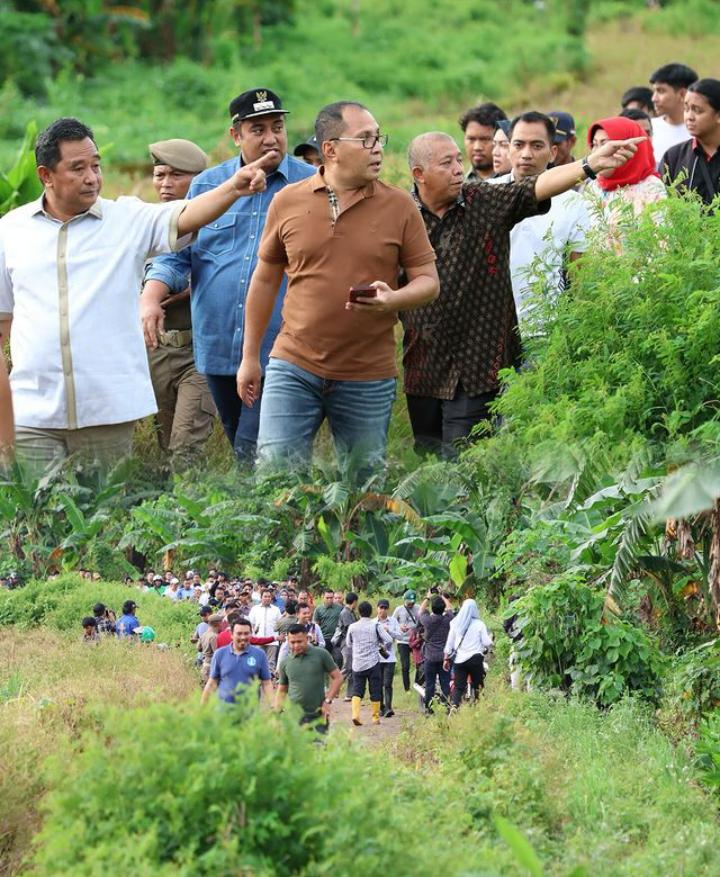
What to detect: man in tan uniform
<box><xmin>146</xmin><ymin>139</ymin><xmax>216</xmax><ymax>467</ymax></box>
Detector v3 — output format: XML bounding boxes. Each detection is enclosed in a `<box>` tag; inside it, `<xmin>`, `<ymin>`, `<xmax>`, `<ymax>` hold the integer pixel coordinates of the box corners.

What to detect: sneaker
<box><xmin>412</xmin><ymin>682</ymin><xmax>426</xmax><ymax>698</ymax></box>
<box><xmin>343</xmin><ymin>696</ymin><xmax>352</xmax><ymax>702</ymax></box>
<box><xmin>384</xmin><ymin>709</ymin><xmax>395</xmax><ymax>718</ymax></box>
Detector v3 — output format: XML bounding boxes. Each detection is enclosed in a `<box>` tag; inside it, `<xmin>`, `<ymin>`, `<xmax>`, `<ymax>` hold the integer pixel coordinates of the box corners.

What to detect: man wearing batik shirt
<box><xmin>402</xmin><ymin>130</ymin><xmax>643</xmax><ymax>457</ymax></box>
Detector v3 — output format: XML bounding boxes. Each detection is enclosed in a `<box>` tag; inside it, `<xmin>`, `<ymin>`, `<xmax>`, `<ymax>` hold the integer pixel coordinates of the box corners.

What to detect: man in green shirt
<box><xmin>276</xmin><ymin>624</ymin><xmax>343</xmax><ymax>734</ymax></box>
<box><xmin>313</xmin><ymin>589</ymin><xmax>342</xmax><ymax>655</ymax></box>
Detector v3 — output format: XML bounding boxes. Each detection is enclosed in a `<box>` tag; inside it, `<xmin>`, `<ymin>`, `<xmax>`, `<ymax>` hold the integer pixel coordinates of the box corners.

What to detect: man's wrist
<box><xmin>584</xmin><ymin>154</ymin><xmax>600</xmax><ymax>177</ymax></box>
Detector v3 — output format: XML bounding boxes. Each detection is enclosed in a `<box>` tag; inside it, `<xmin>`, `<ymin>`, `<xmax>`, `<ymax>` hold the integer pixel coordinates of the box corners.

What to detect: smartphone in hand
<box><xmin>348</xmin><ymin>284</ymin><xmax>378</xmax><ymax>303</ymax></box>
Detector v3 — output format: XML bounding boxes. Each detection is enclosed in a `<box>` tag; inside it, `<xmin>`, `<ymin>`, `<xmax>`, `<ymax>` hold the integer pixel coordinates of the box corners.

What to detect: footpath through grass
<box><xmin>1</xmin><ymin>588</ymin><xmax>718</xmax><ymax>875</ymax></box>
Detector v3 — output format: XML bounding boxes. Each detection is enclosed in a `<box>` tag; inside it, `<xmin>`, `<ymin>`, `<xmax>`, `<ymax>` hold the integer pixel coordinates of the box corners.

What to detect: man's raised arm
<box><xmin>535</xmin><ymin>136</ymin><xmax>646</xmax><ymax>202</ymax></box>
<box><xmin>236</xmin><ymin>258</ymin><xmax>286</xmax><ymax>407</ymax></box>
<box><xmin>175</xmin><ymin>151</ymin><xmax>279</xmax><ymax>238</ymax></box>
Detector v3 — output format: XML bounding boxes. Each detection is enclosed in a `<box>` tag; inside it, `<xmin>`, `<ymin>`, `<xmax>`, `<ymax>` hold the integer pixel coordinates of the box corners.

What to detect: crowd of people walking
<box><xmin>77</xmin><ymin>567</ymin><xmax>498</xmax><ymax>733</ymax></box>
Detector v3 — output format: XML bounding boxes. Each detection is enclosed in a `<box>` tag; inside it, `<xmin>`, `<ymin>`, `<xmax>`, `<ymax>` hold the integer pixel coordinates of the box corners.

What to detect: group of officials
<box><xmin>0</xmin><ymin>86</ymin><xmax>668</xmax><ymax>472</ymax></box>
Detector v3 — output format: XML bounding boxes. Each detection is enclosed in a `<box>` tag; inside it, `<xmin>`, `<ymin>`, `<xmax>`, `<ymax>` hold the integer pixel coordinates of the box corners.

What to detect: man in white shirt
<box><xmin>489</xmin><ymin>111</ymin><xmax>592</xmax><ymax>331</ymax></box>
<box><xmin>650</xmin><ymin>62</ymin><xmax>698</xmax><ymax>165</ymax></box>
<box><xmin>0</xmin><ymin>116</ymin><xmax>275</xmax><ymax>469</ymax></box>
<box><xmin>248</xmin><ymin>587</ymin><xmax>282</xmax><ymax>672</ymax></box>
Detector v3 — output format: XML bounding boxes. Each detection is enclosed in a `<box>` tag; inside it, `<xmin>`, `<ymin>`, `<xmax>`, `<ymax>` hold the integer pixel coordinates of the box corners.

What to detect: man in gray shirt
<box><xmin>346</xmin><ymin>601</ymin><xmax>393</xmax><ymax>726</ymax></box>
<box><xmin>392</xmin><ymin>589</ymin><xmax>420</xmax><ymax>691</ymax></box>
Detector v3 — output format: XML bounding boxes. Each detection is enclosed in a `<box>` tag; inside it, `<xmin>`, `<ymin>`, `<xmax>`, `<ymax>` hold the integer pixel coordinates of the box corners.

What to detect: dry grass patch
<box><xmin>0</xmin><ymin>628</ymin><xmax>198</xmax><ymax>877</ymax></box>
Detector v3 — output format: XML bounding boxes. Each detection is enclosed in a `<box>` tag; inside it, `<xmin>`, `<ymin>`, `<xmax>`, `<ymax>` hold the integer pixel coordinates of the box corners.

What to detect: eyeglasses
<box><xmin>330</xmin><ymin>134</ymin><xmax>389</xmax><ymax>149</ymax></box>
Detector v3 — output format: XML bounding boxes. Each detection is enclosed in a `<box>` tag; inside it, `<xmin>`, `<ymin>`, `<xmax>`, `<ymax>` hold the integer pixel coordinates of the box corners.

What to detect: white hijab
<box><xmin>450</xmin><ymin>598</ymin><xmax>481</xmax><ymax>639</ymax></box>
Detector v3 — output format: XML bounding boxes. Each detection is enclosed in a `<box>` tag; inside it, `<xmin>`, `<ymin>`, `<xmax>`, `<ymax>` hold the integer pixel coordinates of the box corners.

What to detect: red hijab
<box><xmin>587</xmin><ymin>116</ymin><xmax>658</xmax><ymax>192</ymax></box>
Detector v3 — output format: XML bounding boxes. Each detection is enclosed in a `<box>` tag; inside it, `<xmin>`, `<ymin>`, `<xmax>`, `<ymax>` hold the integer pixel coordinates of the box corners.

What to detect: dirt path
<box><xmin>330</xmin><ymin>694</ymin><xmax>419</xmax><ymax>743</ymax></box>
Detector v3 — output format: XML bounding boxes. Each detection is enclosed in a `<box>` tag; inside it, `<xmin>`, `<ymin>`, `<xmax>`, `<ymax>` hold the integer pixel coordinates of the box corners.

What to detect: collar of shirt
<box><xmin>30</xmin><ymin>195</ymin><xmax>104</xmax><ymax>222</ymax></box>
<box><xmin>691</xmin><ymin>138</ymin><xmax>720</xmax><ymax>162</ymax></box>
<box><xmin>312</xmin><ymin>166</ymin><xmax>376</xmax><ymax>199</ymax></box>
<box><xmin>411</xmin><ymin>184</ymin><xmax>465</xmax><ymax>218</ymax></box>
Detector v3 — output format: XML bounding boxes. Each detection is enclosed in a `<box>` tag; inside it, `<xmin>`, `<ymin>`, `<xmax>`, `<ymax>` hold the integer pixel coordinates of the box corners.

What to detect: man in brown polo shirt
<box><xmin>236</xmin><ymin>101</ymin><xmax>438</xmax><ymax>475</ymax></box>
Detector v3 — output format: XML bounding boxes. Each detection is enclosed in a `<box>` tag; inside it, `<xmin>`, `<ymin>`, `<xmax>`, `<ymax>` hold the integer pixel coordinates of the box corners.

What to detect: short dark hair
<box><xmin>509</xmin><ymin>111</ymin><xmax>555</xmax><ymax>145</ymax></box>
<box><xmin>226</xmin><ymin>611</ymin><xmax>241</xmax><ymax>627</ymax></box>
<box><xmin>232</xmin><ymin>617</ymin><xmax>252</xmax><ymax>631</ymax></box>
<box><xmin>324</xmin><ymin>589</ymin><xmax>334</xmax><ymax>596</ymax></box>
<box><xmin>296</xmin><ymin>602</ymin><xmax>310</xmax><ymax>612</ymax></box>
<box><xmin>619</xmin><ymin>108</ymin><xmax>651</xmax><ymax>124</ymax></box>
<box><xmin>261</xmin><ymin>588</ymin><xmax>273</xmax><ymax>597</ymax></box>
<box><xmin>35</xmin><ymin>117</ymin><xmax>96</xmax><ymax>170</ymax></box>
<box><xmin>285</xmin><ymin>600</ymin><xmax>298</xmax><ymax>615</ymax></box>
<box><xmin>287</xmin><ymin>623</ymin><xmax>307</xmax><ymax>636</ymax></box>
<box><xmin>358</xmin><ymin>601</ymin><xmax>373</xmax><ymax>617</ymax></box>
<box><xmin>650</xmin><ymin>63</ymin><xmax>698</xmax><ymax>89</ymax></box>
<box><xmin>377</xmin><ymin>599</ymin><xmax>390</xmax><ymax>609</ymax></box>
<box><xmin>82</xmin><ymin>616</ymin><xmax>97</xmax><ymax>627</ymax></box>
<box><xmin>315</xmin><ymin>101</ymin><xmax>368</xmax><ymax>145</ymax></box>
<box><xmin>459</xmin><ymin>101</ymin><xmax>507</xmax><ymax>132</ymax></box>
<box><xmin>431</xmin><ymin>597</ymin><xmax>446</xmax><ymax>615</ymax></box>
<box><xmin>688</xmin><ymin>78</ymin><xmax>720</xmax><ymax>113</ymax></box>
<box><xmin>620</xmin><ymin>86</ymin><xmax>653</xmax><ymax>110</ymax></box>
<box><xmin>345</xmin><ymin>591</ymin><xmax>358</xmax><ymax>605</ymax></box>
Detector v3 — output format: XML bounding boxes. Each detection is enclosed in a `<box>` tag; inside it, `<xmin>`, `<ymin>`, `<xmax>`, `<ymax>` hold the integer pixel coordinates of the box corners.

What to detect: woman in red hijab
<box><xmin>586</xmin><ymin>116</ymin><xmax>666</xmax><ymax>234</ymax></box>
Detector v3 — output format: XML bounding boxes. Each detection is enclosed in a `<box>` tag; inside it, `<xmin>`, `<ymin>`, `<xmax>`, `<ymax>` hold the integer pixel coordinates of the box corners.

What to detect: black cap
<box><xmin>122</xmin><ymin>600</ymin><xmax>137</xmax><ymax>614</ymax></box>
<box><xmin>377</xmin><ymin>599</ymin><xmax>390</xmax><ymax>609</ymax></box>
<box><xmin>93</xmin><ymin>602</ymin><xmax>106</xmax><ymax>615</ymax></box>
<box><xmin>547</xmin><ymin>111</ymin><xmax>576</xmax><ymax>143</ymax></box>
<box><xmin>293</xmin><ymin>136</ymin><xmax>320</xmax><ymax>157</ymax></box>
<box><xmin>229</xmin><ymin>88</ymin><xmax>288</xmax><ymax>124</ymax></box>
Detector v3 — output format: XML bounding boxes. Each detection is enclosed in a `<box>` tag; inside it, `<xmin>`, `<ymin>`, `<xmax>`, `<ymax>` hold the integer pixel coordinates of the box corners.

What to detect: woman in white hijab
<box><xmin>443</xmin><ymin>598</ymin><xmax>492</xmax><ymax>706</ymax></box>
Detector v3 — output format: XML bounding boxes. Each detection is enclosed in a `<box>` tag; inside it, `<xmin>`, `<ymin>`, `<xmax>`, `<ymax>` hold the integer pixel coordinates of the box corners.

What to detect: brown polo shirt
<box><xmin>258</xmin><ymin>172</ymin><xmax>435</xmax><ymax>381</ymax></box>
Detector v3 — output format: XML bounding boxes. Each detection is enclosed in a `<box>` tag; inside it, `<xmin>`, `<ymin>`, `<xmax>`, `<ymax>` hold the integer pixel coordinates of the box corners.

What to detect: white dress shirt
<box><xmin>488</xmin><ymin>172</ymin><xmax>591</xmax><ymax>326</ymax></box>
<box><xmin>248</xmin><ymin>603</ymin><xmax>282</xmax><ymax>638</ymax></box>
<box><xmin>651</xmin><ymin>116</ymin><xmax>689</xmax><ymax>166</ymax></box>
<box><xmin>0</xmin><ymin>195</ymin><xmax>189</xmax><ymax>429</ymax></box>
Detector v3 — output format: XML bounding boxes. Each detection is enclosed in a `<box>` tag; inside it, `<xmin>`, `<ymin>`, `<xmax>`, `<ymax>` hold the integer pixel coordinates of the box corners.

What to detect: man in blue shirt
<box><xmin>141</xmin><ymin>88</ymin><xmax>316</xmax><ymax>462</ymax></box>
<box><xmin>201</xmin><ymin>617</ymin><xmax>273</xmax><ymax>704</ymax></box>
<box><xmin>115</xmin><ymin>599</ymin><xmax>140</xmax><ymax>637</ymax></box>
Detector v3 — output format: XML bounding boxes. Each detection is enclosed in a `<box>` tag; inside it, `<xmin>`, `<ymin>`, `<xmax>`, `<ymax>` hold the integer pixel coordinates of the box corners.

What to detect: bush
<box><xmin>697</xmin><ymin>708</ymin><xmax>720</xmax><ymax>794</ymax></box>
<box><xmin>513</xmin><ymin>572</ymin><xmax>664</xmax><ymax>706</ymax></box>
<box><xmin>658</xmin><ymin>639</ymin><xmax>720</xmax><ymax>740</ymax></box>
<box><xmin>0</xmin><ymin>574</ymin><xmax>198</xmax><ymax>650</ymax></box>
<box><xmin>494</xmin><ymin>197</ymin><xmax>720</xmax><ymax>467</ymax></box>
<box><xmin>32</xmin><ymin>699</ymin><xmax>470</xmax><ymax>877</ymax></box>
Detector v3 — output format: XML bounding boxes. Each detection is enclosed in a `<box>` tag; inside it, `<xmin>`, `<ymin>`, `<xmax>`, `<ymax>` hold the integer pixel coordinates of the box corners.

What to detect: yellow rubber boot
<box><xmin>371</xmin><ymin>701</ymin><xmax>381</xmax><ymax>724</ymax></box>
<box><xmin>351</xmin><ymin>696</ymin><xmax>363</xmax><ymax>726</ymax></box>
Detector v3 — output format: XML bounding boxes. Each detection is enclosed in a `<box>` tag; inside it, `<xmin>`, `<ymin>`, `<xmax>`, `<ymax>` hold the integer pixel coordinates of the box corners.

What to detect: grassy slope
<box><xmin>0</xmin><ymin>627</ymin><xmax>197</xmax><ymax>877</ymax></box>
<box><xmin>1</xmin><ymin>618</ymin><xmax>717</xmax><ymax>876</ymax></box>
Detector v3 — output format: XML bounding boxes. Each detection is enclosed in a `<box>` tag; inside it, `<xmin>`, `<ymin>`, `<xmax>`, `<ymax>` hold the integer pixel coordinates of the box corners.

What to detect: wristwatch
<box><xmin>581</xmin><ymin>156</ymin><xmax>597</xmax><ymax>180</ymax></box>
<box><xmin>324</xmin><ymin>698</ymin><xmax>333</xmax><ymax>705</ymax></box>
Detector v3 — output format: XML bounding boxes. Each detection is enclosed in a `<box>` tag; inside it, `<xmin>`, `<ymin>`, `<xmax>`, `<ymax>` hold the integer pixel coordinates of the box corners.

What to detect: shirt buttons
<box><xmin>244</xmin><ymin>256</ymin><xmax>250</xmax><ymax>260</ymax></box>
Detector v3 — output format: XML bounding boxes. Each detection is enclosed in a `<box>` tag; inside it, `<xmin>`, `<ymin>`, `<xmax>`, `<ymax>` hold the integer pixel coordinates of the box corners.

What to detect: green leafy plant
<box><xmin>512</xmin><ymin>572</ymin><xmax>664</xmax><ymax>706</ymax></box>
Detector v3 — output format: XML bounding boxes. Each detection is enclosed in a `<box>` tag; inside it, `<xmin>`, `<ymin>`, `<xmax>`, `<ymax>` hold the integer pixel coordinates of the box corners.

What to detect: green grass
<box><xmin>0</xmin><ymin>0</ymin><xmax>591</xmax><ymax>169</ymax></box>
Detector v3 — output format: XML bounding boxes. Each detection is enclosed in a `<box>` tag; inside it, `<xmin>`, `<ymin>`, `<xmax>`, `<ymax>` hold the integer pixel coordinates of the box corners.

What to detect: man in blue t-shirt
<box><xmin>201</xmin><ymin>617</ymin><xmax>273</xmax><ymax>705</ymax></box>
<box><xmin>115</xmin><ymin>599</ymin><xmax>140</xmax><ymax>637</ymax></box>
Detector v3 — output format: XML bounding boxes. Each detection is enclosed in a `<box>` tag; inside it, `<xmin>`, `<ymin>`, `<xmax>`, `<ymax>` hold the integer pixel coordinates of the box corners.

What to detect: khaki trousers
<box><xmin>15</xmin><ymin>421</ymin><xmax>135</xmax><ymax>470</ymax></box>
<box><xmin>148</xmin><ymin>343</ymin><xmax>216</xmax><ymax>464</ymax></box>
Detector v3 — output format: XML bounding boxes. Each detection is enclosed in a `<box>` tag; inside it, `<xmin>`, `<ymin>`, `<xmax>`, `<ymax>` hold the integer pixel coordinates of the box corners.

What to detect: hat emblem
<box><xmin>256</xmin><ymin>90</ymin><xmax>267</xmax><ymax>102</ymax></box>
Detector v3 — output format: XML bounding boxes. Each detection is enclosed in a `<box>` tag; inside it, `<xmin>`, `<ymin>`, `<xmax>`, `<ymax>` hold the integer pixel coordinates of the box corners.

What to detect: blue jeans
<box><xmin>257</xmin><ymin>358</ymin><xmax>396</xmax><ymax>477</ymax></box>
<box><xmin>204</xmin><ymin>373</ymin><xmax>258</xmax><ymax>462</ymax></box>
